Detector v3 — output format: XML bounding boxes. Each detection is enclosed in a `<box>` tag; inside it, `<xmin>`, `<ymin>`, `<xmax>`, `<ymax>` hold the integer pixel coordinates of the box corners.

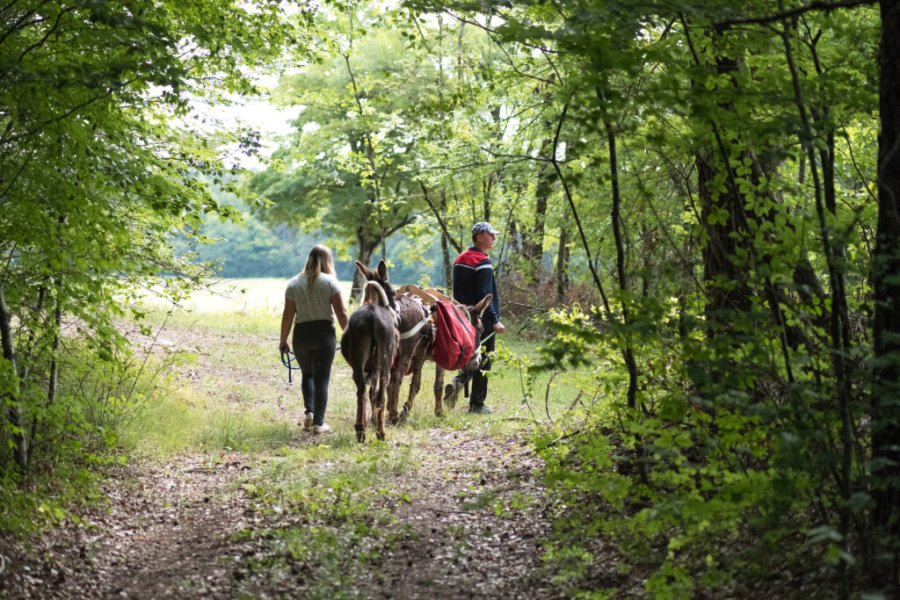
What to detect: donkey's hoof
<box><xmin>444</xmin><ymin>382</ymin><xmax>461</xmax><ymax>408</ymax></box>
<box><xmin>376</xmin><ymin>431</ymin><xmax>386</xmax><ymax>441</ymax></box>
<box><xmin>388</xmin><ymin>413</ymin><xmax>401</xmax><ymax>426</ymax></box>
<box><xmin>398</xmin><ymin>409</ymin><xmax>410</xmax><ymax>424</ymax></box>
<box><xmin>356</xmin><ymin>429</ymin><xmax>365</xmax><ymax>443</ymax></box>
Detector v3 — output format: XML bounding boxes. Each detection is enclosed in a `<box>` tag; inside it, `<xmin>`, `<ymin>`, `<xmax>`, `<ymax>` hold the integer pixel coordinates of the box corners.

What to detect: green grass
<box><xmin>138</xmin><ymin>305</ymin><xmax>278</xmax><ymax>337</ymax></box>
<box><xmin>4</xmin><ymin>275</ymin><xmax>590</xmax><ymax>598</ymax></box>
<box><xmin>135</xmin><ymin>278</ymin><xmax>353</xmax><ymax>318</ymax></box>
<box><xmin>125</xmin><ymin>292</ymin><xmax>588</xmax><ymax>458</ymax></box>
<box><xmin>227</xmin><ymin>440</ymin><xmax>421</xmax><ymax>597</ymax></box>
<box><xmin>123</xmin><ymin>384</ymin><xmax>301</xmax><ymax>456</ymax></box>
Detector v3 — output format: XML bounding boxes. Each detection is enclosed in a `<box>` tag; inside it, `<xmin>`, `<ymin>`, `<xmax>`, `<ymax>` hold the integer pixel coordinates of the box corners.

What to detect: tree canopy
<box><xmin>1</xmin><ymin>0</ymin><xmax>304</xmax><ymax>473</ymax></box>
<box><xmin>3</xmin><ymin>0</ymin><xmax>899</xmax><ymax>596</ymax></box>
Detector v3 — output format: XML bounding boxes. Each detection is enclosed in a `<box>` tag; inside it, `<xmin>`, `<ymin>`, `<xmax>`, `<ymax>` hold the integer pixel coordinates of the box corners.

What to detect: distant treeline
<box><xmin>176</xmin><ymin>194</ymin><xmax>445</xmax><ymax>286</ymax></box>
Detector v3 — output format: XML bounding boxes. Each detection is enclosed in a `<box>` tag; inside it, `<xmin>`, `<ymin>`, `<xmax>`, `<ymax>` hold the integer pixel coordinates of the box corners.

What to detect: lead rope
<box><xmin>280</xmin><ymin>349</ymin><xmax>301</xmax><ymax>384</ymax></box>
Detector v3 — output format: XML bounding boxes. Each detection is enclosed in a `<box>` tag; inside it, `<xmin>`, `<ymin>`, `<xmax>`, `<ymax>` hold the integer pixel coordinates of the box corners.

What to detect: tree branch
<box><xmin>547</xmin><ymin>100</ymin><xmax>612</xmax><ymax>315</ymax></box>
<box><xmin>714</xmin><ymin>0</ymin><xmax>876</xmax><ymax>27</ymax></box>
<box><xmin>419</xmin><ymin>183</ymin><xmax>463</xmax><ymax>254</ymax></box>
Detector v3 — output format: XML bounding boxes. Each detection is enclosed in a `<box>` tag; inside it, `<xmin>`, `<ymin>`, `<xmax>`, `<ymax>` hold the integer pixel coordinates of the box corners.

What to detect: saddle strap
<box><xmin>399</xmin><ymin>315</ymin><xmax>431</xmax><ymax>340</ymax></box>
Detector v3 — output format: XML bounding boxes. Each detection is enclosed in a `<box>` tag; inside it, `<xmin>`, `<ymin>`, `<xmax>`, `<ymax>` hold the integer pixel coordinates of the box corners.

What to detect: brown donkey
<box><xmin>340</xmin><ymin>267</ymin><xmax>399</xmax><ymax>442</ymax></box>
<box><xmin>392</xmin><ymin>292</ymin><xmax>492</xmax><ymax>422</ymax></box>
<box><xmin>355</xmin><ymin>262</ymin><xmax>492</xmax><ymax>423</ymax></box>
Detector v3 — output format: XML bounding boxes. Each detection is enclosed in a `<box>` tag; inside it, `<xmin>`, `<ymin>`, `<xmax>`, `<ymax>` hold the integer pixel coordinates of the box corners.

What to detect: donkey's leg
<box><xmin>404</xmin><ymin>350</ymin><xmax>428</xmax><ymax>420</ymax></box>
<box><xmin>369</xmin><ymin>383</ymin><xmax>379</xmax><ymax>428</ymax></box>
<box><xmin>375</xmin><ymin>376</ymin><xmax>388</xmax><ymax>441</ymax></box>
<box><xmin>387</xmin><ymin>352</ymin><xmax>412</xmax><ymax>425</ymax></box>
<box><xmin>355</xmin><ymin>382</ymin><xmax>367</xmax><ymax>443</ymax></box>
<box><xmin>433</xmin><ymin>365</ymin><xmax>447</xmax><ymax>414</ymax></box>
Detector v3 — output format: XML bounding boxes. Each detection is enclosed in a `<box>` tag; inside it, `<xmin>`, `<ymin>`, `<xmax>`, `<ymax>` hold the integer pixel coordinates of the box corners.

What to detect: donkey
<box><xmin>340</xmin><ymin>271</ymin><xmax>400</xmax><ymax>442</ymax></box>
<box><xmin>355</xmin><ymin>261</ymin><xmax>492</xmax><ymax>423</ymax></box>
<box><xmin>354</xmin><ymin>261</ymin><xmax>428</xmax><ymax>423</ymax></box>
<box><xmin>401</xmin><ymin>293</ymin><xmax>492</xmax><ymax>421</ymax></box>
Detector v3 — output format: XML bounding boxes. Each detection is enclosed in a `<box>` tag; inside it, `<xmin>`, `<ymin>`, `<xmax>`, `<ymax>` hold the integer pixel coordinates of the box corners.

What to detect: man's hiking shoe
<box><xmin>313</xmin><ymin>422</ymin><xmax>332</xmax><ymax>434</ymax></box>
<box><xmin>469</xmin><ymin>405</ymin><xmax>493</xmax><ymax>415</ymax></box>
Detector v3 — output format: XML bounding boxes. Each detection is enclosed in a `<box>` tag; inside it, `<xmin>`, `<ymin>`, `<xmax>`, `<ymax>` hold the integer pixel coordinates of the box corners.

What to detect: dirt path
<box><xmin>2</xmin><ymin>455</ymin><xmax>245</xmax><ymax>598</ymax></box>
<box><xmin>363</xmin><ymin>431</ymin><xmax>557</xmax><ymax>599</ymax></box>
<box><xmin>2</xmin><ymin>431</ymin><xmax>564</xmax><ymax>599</ymax></box>
<box><xmin>1</xmin><ymin>317</ymin><xmax>583</xmax><ymax>599</ymax></box>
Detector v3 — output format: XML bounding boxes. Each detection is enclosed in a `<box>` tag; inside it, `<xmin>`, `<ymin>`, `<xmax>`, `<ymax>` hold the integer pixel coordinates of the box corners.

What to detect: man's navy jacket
<box><xmin>452</xmin><ymin>247</ymin><xmax>501</xmax><ymax>329</ymax></box>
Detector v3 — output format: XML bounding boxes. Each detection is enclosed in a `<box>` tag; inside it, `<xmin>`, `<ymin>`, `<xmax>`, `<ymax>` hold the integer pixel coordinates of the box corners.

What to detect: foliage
<box><xmin>3</xmin><ymin>0</ymin><xmax>899</xmax><ymax>596</ymax></box>
<box><xmin>0</xmin><ymin>336</ymin><xmax>173</xmax><ymax>536</ymax></box>
<box><xmin>0</xmin><ymin>0</ymin><xmax>305</xmax><ymax>520</ymax></box>
<box><xmin>381</xmin><ymin>0</ymin><xmax>896</xmax><ymax>595</ymax></box>
<box><xmin>246</xmin><ymin>4</ymin><xmax>435</xmax><ymax>295</ymax></box>
<box><xmin>246</xmin><ymin>0</ymin><xmax>575</xmax><ymax>294</ymax></box>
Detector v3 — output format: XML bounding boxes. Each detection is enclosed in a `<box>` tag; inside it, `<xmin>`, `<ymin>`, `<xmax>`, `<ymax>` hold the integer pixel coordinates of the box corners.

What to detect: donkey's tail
<box><xmin>363</xmin><ymin>281</ymin><xmax>390</xmax><ymax>307</ymax></box>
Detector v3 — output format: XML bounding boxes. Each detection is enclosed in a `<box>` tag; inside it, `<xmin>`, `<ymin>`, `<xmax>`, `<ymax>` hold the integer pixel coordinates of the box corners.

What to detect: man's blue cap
<box><xmin>472</xmin><ymin>222</ymin><xmax>497</xmax><ymax>237</ymax></box>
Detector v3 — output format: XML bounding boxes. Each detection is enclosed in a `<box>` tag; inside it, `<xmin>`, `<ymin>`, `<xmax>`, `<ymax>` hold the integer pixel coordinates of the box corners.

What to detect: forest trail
<box><xmin>3</xmin><ymin>432</ymin><xmax>564</xmax><ymax>599</ymax></box>
<box><xmin>1</xmin><ymin>317</ymin><xmax>618</xmax><ymax>599</ymax></box>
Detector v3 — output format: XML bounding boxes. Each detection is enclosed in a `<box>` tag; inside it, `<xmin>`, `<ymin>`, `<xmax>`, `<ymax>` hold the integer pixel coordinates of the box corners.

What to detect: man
<box><xmin>445</xmin><ymin>221</ymin><xmax>505</xmax><ymax>413</ymax></box>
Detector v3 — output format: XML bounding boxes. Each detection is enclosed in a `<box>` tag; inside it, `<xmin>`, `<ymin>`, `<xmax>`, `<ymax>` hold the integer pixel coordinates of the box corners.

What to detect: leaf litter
<box><xmin>1</xmin><ymin>320</ymin><xmax>605</xmax><ymax>599</ymax></box>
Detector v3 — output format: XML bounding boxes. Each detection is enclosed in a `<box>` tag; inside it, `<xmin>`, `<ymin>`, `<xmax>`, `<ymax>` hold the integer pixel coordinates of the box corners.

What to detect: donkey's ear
<box><xmin>474</xmin><ymin>294</ymin><xmax>493</xmax><ymax>317</ymax></box>
<box><xmin>356</xmin><ymin>260</ymin><xmax>374</xmax><ymax>280</ymax></box>
<box><xmin>377</xmin><ymin>259</ymin><xmax>389</xmax><ymax>282</ymax></box>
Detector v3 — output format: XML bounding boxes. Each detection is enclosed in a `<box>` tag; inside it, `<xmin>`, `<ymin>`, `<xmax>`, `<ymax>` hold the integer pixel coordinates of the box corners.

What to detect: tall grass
<box><xmin>125</xmin><ymin>279</ymin><xmax>587</xmax><ymax>458</ymax></box>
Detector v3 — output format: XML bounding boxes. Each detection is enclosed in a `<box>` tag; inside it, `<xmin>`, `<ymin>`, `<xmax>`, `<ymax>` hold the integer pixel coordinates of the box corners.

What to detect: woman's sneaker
<box><xmin>303</xmin><ymin>413</ymin><xmax>314</xmax><ymax>431</ymax></box>
<box><xmin>313</xmin><ymin>423</ymin><xmax>331</xmax><ymax>434</ymax></box>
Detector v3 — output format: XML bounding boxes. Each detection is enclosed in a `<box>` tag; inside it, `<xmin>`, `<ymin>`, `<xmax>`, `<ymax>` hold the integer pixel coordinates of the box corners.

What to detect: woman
<box><xmin>279</xmin><ymin>245</ymin><xmax>349</xmax><ymax>434</ymax></box>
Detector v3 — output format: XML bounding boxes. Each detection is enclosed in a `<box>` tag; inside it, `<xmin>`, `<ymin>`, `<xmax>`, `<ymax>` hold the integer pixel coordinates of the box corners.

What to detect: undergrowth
<box><xmin>230</xmin><ymin>443</ymin><xmax>418</xmax><ymax>597</ymax></box>
<box><xmin>1</xmin><ymin>337</ymin><xmax>168</xmax><ymax>537</ymax></box>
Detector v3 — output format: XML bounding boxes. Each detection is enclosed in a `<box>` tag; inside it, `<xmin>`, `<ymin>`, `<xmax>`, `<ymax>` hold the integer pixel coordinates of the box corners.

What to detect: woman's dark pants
<box><xmin>292</xmin><ymin>320</ymin><xmax>336</xmax><ymax>427</ymax></box>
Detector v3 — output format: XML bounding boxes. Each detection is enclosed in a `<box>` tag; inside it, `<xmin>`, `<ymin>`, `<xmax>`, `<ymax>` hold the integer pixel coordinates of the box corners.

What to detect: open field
<box><xmin>128</xmin><ymin>279</ymin><xmax>583</xmax><ymax>452</ymax></box>
<box><xmin>138</xmin><ymin>277</ymin><xmax>351</xmax><ymax>315</ymax></box>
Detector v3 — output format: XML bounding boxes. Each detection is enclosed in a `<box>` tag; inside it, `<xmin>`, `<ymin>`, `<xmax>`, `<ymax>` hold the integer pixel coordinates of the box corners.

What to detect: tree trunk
<box><xmin>351</xmin><ymin>225</ymin><xmax>373</xmax><ymax>302</ymax></box>
<box><xmin>697</xmin><ymin>148</ymin><xmax>752</xmax><ymax>327</ymax></box>
<box><xmin>481</xmin><ymin>105</ymin><xmax>504</xmax><ymax>223</ymax></box>
<box><xmin>605</xmin><ymin>119</ymin><xmax>639</xmax><ymax>413</ymax></box>
<box><xmin>521</xmin><ymin>138</ymin><xmax>552</xmax><ymax>282</ymax></box>
<box><xmin>30</xmin><ymin>286</ymin><xmax>62</xmax><ymax>449</ymax></box>
<box><xmin>508</xmin><ymin>218</ymin><xmax>522</xmax><ymax>255</ymax></box>
<box><xmin>439</xmin><ymin>190</ymin><xmax>452</xmax><ymax>290</ymax></box>
<box><xmin>555</xmin><ymin>205</ymin><xmax>570</xmax><ymax>304</ymax></box>
<box><xmin>682</xmin><ymin>24</ymin><xmax>753</xmax><ymax>337</ymax></box>
<box><xmin>0</xmin><ymin>283</ymin><xmax>28</xmax><ymax>473</ymax></box>
<box><xmin>522</xmin><ymin>77</ymin><xmax>557</xmax><ymax>282</ymax></box>
<box><xmin>872</xmin><ymin>0</ymin><xmax>900</xmax><ymax>586</ymax></box>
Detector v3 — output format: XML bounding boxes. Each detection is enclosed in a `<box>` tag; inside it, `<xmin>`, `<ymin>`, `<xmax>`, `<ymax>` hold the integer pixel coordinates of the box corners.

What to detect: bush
<box><xmin>0</xmin><ymin>334</ymin><xmax>173</xmax><ymax>536</ymax></box>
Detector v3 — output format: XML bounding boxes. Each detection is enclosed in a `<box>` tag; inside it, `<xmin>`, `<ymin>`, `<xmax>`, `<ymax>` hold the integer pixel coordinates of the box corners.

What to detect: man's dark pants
<box><xmin>469</xmin><ymin>333</ymin><xmax>495</xmax><ymax>408</ymax></box>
